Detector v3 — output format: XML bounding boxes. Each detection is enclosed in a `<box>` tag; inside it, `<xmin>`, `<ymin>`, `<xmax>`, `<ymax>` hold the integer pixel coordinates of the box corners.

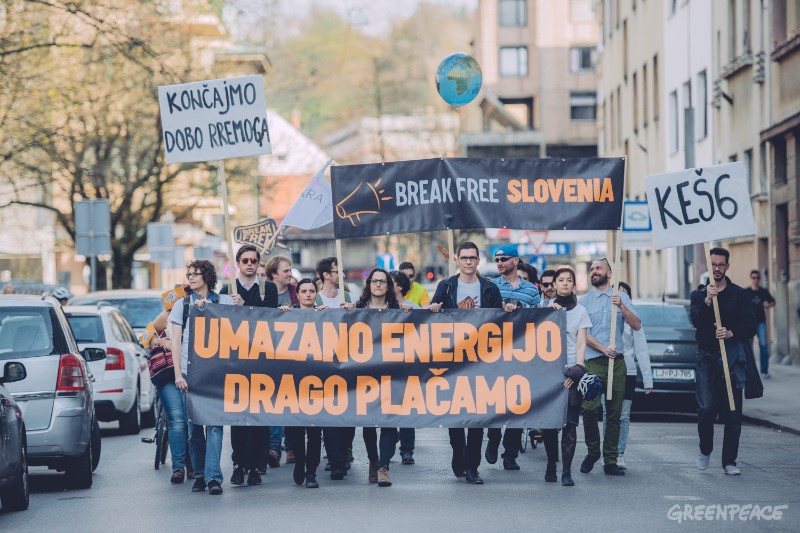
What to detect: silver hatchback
<box><xmin>0</xmin><ymin>295</ymin><xmax>105</xmax><ymax>488</ymax></box>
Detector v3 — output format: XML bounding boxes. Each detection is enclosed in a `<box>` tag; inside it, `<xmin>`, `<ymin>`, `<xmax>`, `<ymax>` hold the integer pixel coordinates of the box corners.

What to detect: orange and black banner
<box><xmin>185</xmin><ymin>304</ymin><xmax>568</xmax><ymax>429</ymax></box>
<box><xmin>331</xmin><ymin>157</ymin><xmax>626</xmax><ymax>239</ymax></box>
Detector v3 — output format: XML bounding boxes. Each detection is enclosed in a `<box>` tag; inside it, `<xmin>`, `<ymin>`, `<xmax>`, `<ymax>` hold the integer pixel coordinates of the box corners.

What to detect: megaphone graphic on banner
<box><xmin>336</xmin><ymin>178</ymin><xmax>393</xmax><ymax>227</ymax></box>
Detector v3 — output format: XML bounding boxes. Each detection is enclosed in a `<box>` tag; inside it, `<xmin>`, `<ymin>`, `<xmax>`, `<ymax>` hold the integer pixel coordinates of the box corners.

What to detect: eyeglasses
<box><xmin>186</xmin><ymin>272</ymin><xmax>201</xmax><ymax>279</ymax></box>
<box><xmin>541</xmin><ymin>282</ymin><xmax>553</xmax><ymax>288</ymax></box>
<box><xmin>751</xmin><ymin>275</ymin><xmax>760</xmax><ymax>279</ymax></box>
<box><xmin>239</xmin><ymin>257</ymin><xmax>258</xmax><ymax>265</ymax></box>
<box><xmin>370</xmin><ymin>279</ymin><xmax>388</xmax><ymax>285</ymax></box>
<box><xmin>711</xmin><ymin>263</ymin><xmax>728</xmax><ymax>270</ymax></box>
<box><xmin>591</xmin><ymin>257</ymin><xmax>610</xmax><ymax>267</ymax></box>
<box><xmin>494</xmin><ymin>256</ymin><xmax>515</xmax><ymax>263</ymax></box>
<box><xmin>458</xmin><ymin>256</ymin><xmax>479</xmax><ymax>262</ymax></box>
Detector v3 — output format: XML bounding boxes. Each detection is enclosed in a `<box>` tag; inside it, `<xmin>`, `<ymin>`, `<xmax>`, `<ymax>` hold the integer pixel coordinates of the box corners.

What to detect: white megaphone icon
<box><xmin>335</xmin><ymin>178</ymin><xmax>392</xmax><ymax>226</ymax></box>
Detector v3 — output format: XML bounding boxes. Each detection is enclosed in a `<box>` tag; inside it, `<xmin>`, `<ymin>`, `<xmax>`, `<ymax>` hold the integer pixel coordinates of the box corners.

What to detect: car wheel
<box><xmin>65</xmin><ymin>441</ymin><xmax>93</xmax><ymax>489</ymax></box>
<box><xmin>119</xmin><ymin>385</ymin><xmax>141</xmax><ymax>435</ymax></box>
<box><xmin>91</xmin><ymin>418</ymin><xmax>101</xmax><ymax>472</ymax></box>
<box><xmin>0</xmin><ymin>432</ymin><xmax>29</xmax><ymax>511</ymax></box>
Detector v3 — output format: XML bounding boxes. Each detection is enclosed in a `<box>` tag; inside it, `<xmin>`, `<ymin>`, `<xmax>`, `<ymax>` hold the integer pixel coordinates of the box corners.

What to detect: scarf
<box><xmin>553</xmin><ymin>293</ymin><xmax>577</xmax><ymax>311</ymax></box>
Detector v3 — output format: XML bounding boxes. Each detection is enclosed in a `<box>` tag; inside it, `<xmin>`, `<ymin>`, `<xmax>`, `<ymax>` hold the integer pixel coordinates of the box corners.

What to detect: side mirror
<box><xmin>1</xmin><ymin>362</ymin><xmax>27</xmax><ymax>384</ymax></box>
<box><xmin>83</xmin><ymin>347</ymin><xmax>107</xmax><ymax>362</ymax></box>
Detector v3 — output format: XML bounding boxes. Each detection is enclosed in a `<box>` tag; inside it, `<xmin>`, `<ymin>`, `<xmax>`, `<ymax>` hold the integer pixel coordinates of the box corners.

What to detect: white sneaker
<box><xmin>617</xmin><ymin>455</ymin><xmax>627</xmax><ymax>470</ymax></box>
<box><xmin>761</xmin><ymin>372</ymin><xmax>771</xmax><ymax>379</ymax></box>
<box><xmin>724</xmin><ymin>465</ymin><xmax>741</xmax><ymax>475</ymax></box>
<box><xmin>696</xmin><ymin>453</ymin><xmax>711</xmax><ymax>470</ymax></box>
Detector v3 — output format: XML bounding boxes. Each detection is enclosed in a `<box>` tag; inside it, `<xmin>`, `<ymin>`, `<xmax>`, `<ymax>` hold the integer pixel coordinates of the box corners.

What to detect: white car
<box><xmin>63</xmin><ymin>305</ymin><xmax>156</xmax><ymax>434</ymax></box>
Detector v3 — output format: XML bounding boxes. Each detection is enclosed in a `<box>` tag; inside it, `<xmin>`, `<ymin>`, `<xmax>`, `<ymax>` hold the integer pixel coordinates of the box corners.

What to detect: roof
<box><xmin>0</xmin><ymin>295</ymin><xmax>59</xmax><ymax>307</ymax></box>
<box><xmin>70</xmin><ymin>290</ymin><xmax>164</xmax><ymax>301</ymax></box>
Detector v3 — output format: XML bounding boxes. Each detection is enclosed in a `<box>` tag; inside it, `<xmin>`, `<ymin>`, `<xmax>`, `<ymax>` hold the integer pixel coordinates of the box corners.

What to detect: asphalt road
<box><xmin>2</xmin><ymin>416</ymin><xmax>798</xmax><ymax>533</ymax></box>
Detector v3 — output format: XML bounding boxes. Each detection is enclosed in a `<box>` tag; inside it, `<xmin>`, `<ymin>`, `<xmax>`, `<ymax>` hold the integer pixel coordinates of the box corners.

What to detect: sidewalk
<box><xmin>742</xmin><ymin>362</ymin><xmax>800</xmax><ymax>435</ymax></box>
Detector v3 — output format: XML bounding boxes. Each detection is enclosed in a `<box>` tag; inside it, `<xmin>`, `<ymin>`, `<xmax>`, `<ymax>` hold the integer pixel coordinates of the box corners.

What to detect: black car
<box><xmin>0</xmin><ymin>361</ymin><xmax>29</xmax><ymax>512</ymax></box>
<box><xmin>633</xmin><ymin>300</ymin><xmax>698</xmax><ymax>409</ymax></box>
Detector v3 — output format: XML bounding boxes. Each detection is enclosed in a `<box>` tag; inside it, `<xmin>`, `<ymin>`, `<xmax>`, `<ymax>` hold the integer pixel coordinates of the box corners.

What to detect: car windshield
<box><xmin>0</xmin><ymin>307</ymin><xmax>66</xmax><ymax>359</ymax></box>
<box><xmin>71</xmin><ymin>297</ymin><xmax>162</xmax><ymax>328</ymax></box>
<box><xmin>637</xmin><ymin>305</ymin><xmax>692</xmax><ymax>329</ymax></box>
<box><xmin>66</xmin><ymin>315</ymin><xmax>106</xmax><ymax>343</ymax></box>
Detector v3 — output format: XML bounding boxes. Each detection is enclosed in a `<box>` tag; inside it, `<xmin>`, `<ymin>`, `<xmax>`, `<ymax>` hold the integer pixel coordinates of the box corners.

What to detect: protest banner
<box><xmin>645</xmin><ymin>162</ymin><xmax>756</xmax><ymax>410</ymax></box>
<box><xmin>158</xmin><ymin>75</ymin><xmax>271</xmax><ymax>164</ymax></box>
<box><xmin>185</xmin><ymin>305</ymin><xmax>568</xmax><ymax>429</ymax></box>
<box><xmin>331</xmin><ymin>157</ymin><xmax>626</xmax><ymax>239</ymax></box>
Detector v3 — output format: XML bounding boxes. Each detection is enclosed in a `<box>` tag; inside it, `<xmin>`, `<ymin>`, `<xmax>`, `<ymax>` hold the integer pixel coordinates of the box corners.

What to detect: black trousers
<box><xmin>285</xmin><ymin>426</ymin><xmax>322</xmax><ymax>476</ymax></box>
<box><xmin>449</xmin><ymin>428</ymin><xmax>483</xmax><ymax>470</ymax></box>
<box><xmin>696</xmin><ymin>349</ymin><xmax>743</xmax><ymax>466</ymax></box>
<box><xmin>363</xmin><ymin>427</ymin><xmax>398</xmax><ymax>468</ymax></box>
<box><xmin>323</xmin><ymin>427</ymin><xmax>353</xmax><ymax>470</ymax></box>
<box><xmin>230</xmin><ymin>426</ymin><xmax>268</xmax><ymax>471</ymax></box>
<box><xmin>486</xmin><ymin>428</ymin><xmax>522</xmax><ymax>459</ymax></box>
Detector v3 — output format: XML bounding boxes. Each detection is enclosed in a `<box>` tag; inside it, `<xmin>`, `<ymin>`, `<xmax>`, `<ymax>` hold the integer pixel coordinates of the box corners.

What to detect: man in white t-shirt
<box><xmin>315</xmin><ymin>256</ymin><xmax>351</xmax><ymax>307</ymax></box>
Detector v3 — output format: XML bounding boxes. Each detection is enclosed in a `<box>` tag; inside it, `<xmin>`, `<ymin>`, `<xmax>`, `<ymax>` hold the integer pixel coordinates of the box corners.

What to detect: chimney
<box><xmin>291</xmin><ymin>108</ymin><xmax>301</xmax><ymax>129</ymax></box>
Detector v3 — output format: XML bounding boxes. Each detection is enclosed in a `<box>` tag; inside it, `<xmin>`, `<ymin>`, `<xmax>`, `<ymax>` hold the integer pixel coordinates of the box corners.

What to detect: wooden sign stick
<box><xmin>703</xmin><ymin>243</ymin><xmax>737</xmax><ymax>411</ymax></box>
<box><xmin>218</xmin><ymin>160</ymin><xmax>237</xmax><ymax>298</ymax></box>
<box><xmin>447</xmin><ymin>229</ymin><xmax>456</xmax><ymax>278</ymax></box>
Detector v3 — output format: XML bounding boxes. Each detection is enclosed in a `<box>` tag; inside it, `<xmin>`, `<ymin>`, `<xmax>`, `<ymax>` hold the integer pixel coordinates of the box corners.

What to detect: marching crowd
<box><xmin>142</xmin><ymin>242</ymin><xmax>759</xmax><ymax>495</ymax></box>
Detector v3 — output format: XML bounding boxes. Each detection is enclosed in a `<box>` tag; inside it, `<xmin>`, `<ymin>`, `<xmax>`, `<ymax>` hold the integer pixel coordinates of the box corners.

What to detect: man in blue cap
<box><xmin>485</xmin><ymin>244</ymin><xmax>541</xmax><ymax>470</ymax></box>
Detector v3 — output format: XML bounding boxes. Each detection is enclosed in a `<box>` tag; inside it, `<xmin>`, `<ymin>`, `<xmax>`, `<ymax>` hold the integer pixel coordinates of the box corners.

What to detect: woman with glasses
<box><xmin>343</xmin><ymin>268</ymin><xmax>402</xmax><ymax>487</ymax></box>
<box><xmin>541</xmin><ymin>267</ymin><xmax>591</xmax><ymax>487</ymax></box>
<box><xmin>169</xmin><ymin>260</ymin><xmax>235</xmax><ymax>495</ymax></box>
<box><xmin>278</xmin><ymin>278</ymin><xmax>325</xmax><ymax>488</ymax></box>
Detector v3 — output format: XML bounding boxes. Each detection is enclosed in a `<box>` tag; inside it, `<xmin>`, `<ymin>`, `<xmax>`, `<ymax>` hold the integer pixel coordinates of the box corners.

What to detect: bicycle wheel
<box><xmin>159</xmin><ymin>417</ymin><xmax>169</xmax><ymax>465</ymax></box>
<box><xmin>520</xmin><ymin>428</ymin><xmax>529</xmax><ymax>453</ymax></box>
<box><xmin>154</xmin><ymin>401</ymin><xmax>166</xmax><ymax>470</ymax></box>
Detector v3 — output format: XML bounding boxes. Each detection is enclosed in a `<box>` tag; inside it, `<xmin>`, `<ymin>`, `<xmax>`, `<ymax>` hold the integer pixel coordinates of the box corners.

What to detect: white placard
<box><xmin>158</xmin><ymin>75</ymin><xmax>271</xmax><ymax>163</ymax></box>
<box><xmin>644</xmin><ymin>162</ymin><xmax>755</xmax><ymax>249</ymax></box>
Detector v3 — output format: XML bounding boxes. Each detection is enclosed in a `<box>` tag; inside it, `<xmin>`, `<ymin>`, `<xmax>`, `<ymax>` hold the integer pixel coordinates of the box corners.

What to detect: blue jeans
<box><xmin>754</xmin><ymin>321</ymin><xmax>769</xmax><ymax>373</ymax></box>
<box><xmin>270</xmin><ymin>426</ymin><xmax>284</xmax><ymax>455</ymax></box>
<box><xmin>157</xmin><ymin>382</ymin><xmax>186</xmax><ymax>471</ymax></box>
<box><xmin>617</xmin><ymin>399</ymin><xmax>633</xmax><ymax>455</ymax></box>
<box><xmin>185</xmin><ymin>394</ymin><xmax>223</xmax><ymax>484</ymax></box>
<box><xmin>399</xmin><ymin>428</ymin><xmax>415</xmax><ymax>456</ymax></box>
<box><xmin>363</xmin><ymin>427</ymin><xmax>398</xmax><ymax>468</ymax></box>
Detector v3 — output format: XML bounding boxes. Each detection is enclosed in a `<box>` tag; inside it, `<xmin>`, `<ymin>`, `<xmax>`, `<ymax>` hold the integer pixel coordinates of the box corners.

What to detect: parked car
<box><xmin>64</xmin><ymin>305</ymin><xmax>156</xmax><ymax>434</ymax></box>
<box><xmin>0</xmin><ymin>295</ymin><xmax>105</xmax><ymax>488</ymax></box>
<box><xmin>633</xmin><ymin>300</ymin><xmax>698</xmax><ymax>409</ymax></box>
<box><xmin>0</xmin><ymin>361</ymin><xmax>29</xmax><ymax>511</ymax></box>
<box><xmin>69</xmin><ymin>290</ymin><xmax>163</xmax><ymax>338</ymax></box>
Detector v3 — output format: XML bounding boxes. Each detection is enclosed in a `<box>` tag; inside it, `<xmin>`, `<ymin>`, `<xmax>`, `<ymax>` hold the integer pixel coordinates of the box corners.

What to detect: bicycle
<box><xmin>141</xmin><ymin>395</ymin><xmax>169</xmax><ymax>469</ymax></box>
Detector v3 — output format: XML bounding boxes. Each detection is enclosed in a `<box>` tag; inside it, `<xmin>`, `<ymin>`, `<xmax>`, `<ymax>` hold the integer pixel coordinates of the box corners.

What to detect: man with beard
<box><xmin>690</xmin><ymin>248</ymin><xmax>756</xmax><ymax>475</ymax></box>
<box><xmin>539</xmin><ymin>269</ymin><xmax>557</xmax><ymax>303</ymax></box>
<box><xmin>486</xmin><ymin>245</ymin><xmax>541</xmax><ymax>470</ymax></box>
<box><xmin>578</xmin><ymin>257</ymin><xmax>640</xmax><ymax>477</ymax></box>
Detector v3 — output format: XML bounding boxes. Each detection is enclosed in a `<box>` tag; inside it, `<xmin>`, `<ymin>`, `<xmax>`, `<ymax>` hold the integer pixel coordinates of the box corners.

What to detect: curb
<box><xmin>742</xmin><ymin>414</ymin><xmax>800</xmax><ymax>437</ymax></box>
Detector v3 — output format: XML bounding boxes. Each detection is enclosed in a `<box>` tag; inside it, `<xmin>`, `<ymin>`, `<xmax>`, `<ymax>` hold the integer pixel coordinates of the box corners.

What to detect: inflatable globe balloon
<box><xmin>435</xmin><ymin>53</ymin><xmax>482</xmax><ymax>107</ymax></box>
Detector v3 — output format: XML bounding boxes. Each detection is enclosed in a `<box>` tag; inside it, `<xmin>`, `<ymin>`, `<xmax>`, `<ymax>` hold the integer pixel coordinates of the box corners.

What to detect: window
<box><xmin>633</xmin><ymin>71</ymin><xmax>639</xmax><ymax>133</ymax></box>
<box><xmin>609</xmin><ymin>91</ymin><xmax>616</xmax><ymax>147</ymax></box>
<box><xmin>743</xmin><ymin>0</ymin><xmax>751</xmax><ymax>52</ymax></box>
<box><xmin>696</xmin><ymin>70</ymin><xmax>707</xmax><ymax>139</ymax></box>
<box><xmin>499</xmin><ymin>0</ymin><xmax>526</xmax><ymax>27</ymax></box>
<box><xmin>616</xmin><ymin>86</ymin><xmax>622</xmax><ymax>145</ymax></box>
<box><xmin>744</xmin><ymin>149</ymin><xmax>753</xmax><ymax>194</ymax></box>
<box><xmin>759</xmin><ymin>142</ymin><xmax>768</xmax><ymax>192</ymax></box>
<box><xmin>653</xmin><ymin>54</ymin><xmax>660</xmax><ymax>121</ymax></box>
<box><xmin>623</xmin><ymin>19</ymin><xmax>628</xmax><ymax>77</ymax></box>
<box><xmin>570</xmin><ymin>46</ymin><xmax>596</xmax><ymax>72</ymax></box>
<box><xmin>500</xmin><ymin>46</ymin><xmax>528</xmax><ymax>76</ymax></box>
<box><xmin>773</xmin><ymin>137</ymin><xmax>787</xmax><ymax>184</ymax></box>
<box><xmin>773</xmin><ymin>0</ymin><xmax>787</xmax><ymax>45</ymax></box>
<box><xmin>570</xmin><ymin>91</ymin><xmax>597</xmax><ymax>121</ymax></box>
<box><xmin>728</xmin><ymin>0</ymin><xmax>737</xmax><ymax>61</ymax></box>
<box><xmin>499</xmin><ymin>97</ymin><xmax>534</xmax><ymax>128</ymax></box>
<box><xmin>642</xmin><ymin>63</ymin><xmax>649</xmax><ymax>126</ymax></box>
<box><xmin>669</xmin><ymin>90</ymin><xmax>678</xmax><ymax>154</ymax></box>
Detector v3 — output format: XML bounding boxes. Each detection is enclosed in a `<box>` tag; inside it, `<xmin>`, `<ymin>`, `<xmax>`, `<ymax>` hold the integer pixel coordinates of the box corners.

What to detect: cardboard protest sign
<box><xmin>644</xmin><ymin>162</ymin><xmax>755</xmax><ymax>249</ymax></box>
<box><xmin>233</xmin><ymin>218</ymin><xmax>280</xmax><ymax>255</ymax></box>
<box><xmin>139</xmin><ymin>322</ymin><xmax>156</xmax><ymax>348</ymax></box>
<box><xmin>330</xmin><ymin>157</ymin><xmax>625</xmax><ymax>238</ymax></box>
<box><xmin>185</xmin><ymin>305</ymin><xmax>567</xmax><ymax>429</ymax></box>
<box><xmin>158</xmin><ymin>75</ymin><xmax>271</xmax><ymax>164</ymax></box>
<box><xmin>162</xmin><ymin>285</ymin><xmax>187</xmax><ymax>311</ymax></box>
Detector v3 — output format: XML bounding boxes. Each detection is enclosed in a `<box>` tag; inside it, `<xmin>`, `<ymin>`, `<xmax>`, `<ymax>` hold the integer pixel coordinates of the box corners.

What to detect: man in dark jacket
<box><xmin>221</xmin><ymin>245</ymin><xmax>278</xmax><ymax>485</ymax></box>
<box><xmin>689</xmin><ymin>247</ymin><xmax>756</xmax><ymax>475</ymax></box>
<box><xmin>429</xmin><ymin>241</ymin><xmax>503</xmax><ymax>485</ymax></box>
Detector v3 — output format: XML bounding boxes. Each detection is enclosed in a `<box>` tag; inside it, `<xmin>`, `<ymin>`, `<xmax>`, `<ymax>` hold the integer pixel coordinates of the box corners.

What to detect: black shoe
<box><xmin>562</xmin><ymin>471</ymin><xmax>575</xmax><ymax>486</ymax></box>
<box><xmin>451</xmin><ymin>451</ymin><xmax>466</xmax><ymax>478</ymax></box>
<box><xmin>257</xmin><ymin>467</ymin><xmax>267</xmax><ymax>475</ymax></box>
<box><xmin>305</xmin><ymin>474</ymin><xmax>319</xmax><ymax>488</ymax></box>
<box><xmin>604</xmin><ymin>464</ymin><xmax>626</xmax><ymax>476</ymax></box>
<box><xmin>192</xmin><ymin>477</ymin><xmax>206</xmax><ymax>492</ymax></box>
<box><xmin>465</xmin><ymin>469</ymin><xmax>484</xmax><ymax>485</ymax></box>
<box><xmin>401</xmin><ymin>454</ymin><xmax>415</xmax><ymax>465</ymax></box>
<box><xmin>208</xmin><ymin>480</ymin><xmax>223</xmax><ymax>495</ymax></box>
<box><xmin>266</xmin><ymin>450</ymin><xmax>280</xmax><ymax>468</ymax></box>
<box><xmin>484</xmin><ymin>445</ymin><xmax>499</xmax><ymax>465</ymax></box>
<box><xmin>345</xmin><ymin>461</ymin><xmax>351</xmax><ymax>471</ymax></box>
<box><xmin>293</xmin><ymin>461</ymin><xmax>305</xmax><ymax>486</ymax></box>
<box><xmin>171</xmin><ymin>469</ymin><xmax>185</xmax><ymax>484</ymax></box>
<box><xmin>580</xmin><ymin>455</ymin><xmax>600</xmax><ymax>474</ymax></box>
<box><xmin>330</xmin><ymin>468</ymin><xmax>345</xmax><ymax>480</ymax></box>
<box><xmin>230</xmin><ymin>466</ymin><xmax>245</xmax><ymax>486</ymax></box>
<box><xmin>503</xmin><ymin>457</ymin><xmax>520</xmax><ymax>471</ymax></box>
<box><xmin>247</xmin><ymin>469</ymin><xmax>262</xmax><ymax>486</ymax></box>
<box><xmin>545</xmin><ymin>462</ymin><xmax>557</xmax><ymax>482</ymax></box>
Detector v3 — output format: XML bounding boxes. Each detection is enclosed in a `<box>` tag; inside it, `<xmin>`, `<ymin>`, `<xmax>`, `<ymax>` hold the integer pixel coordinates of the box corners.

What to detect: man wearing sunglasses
<box><xmin>539</xmin><ymin>269</ymin><xmax>557</xmax><ymax>303</ymax></box>
<box><xmin>429</xmin><ymin>241</ymin><xmax>503</xmax><ymax>485</ymax></box>
<box><xmin>220</xmin><ymin>245</ymin><xmax>279</xmax><ymax>487</ymax></box>
<box><xmin>485</xmin><ymin>245</ymin><xmax>540</xmax><ymax>470</ymax></box>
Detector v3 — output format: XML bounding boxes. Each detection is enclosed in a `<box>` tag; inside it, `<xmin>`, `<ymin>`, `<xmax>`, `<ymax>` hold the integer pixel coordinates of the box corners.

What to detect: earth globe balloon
<box><xmin>435</xmin><ymin>53</ymin><xmax>482</xmax><ymax>108</ymax></box>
